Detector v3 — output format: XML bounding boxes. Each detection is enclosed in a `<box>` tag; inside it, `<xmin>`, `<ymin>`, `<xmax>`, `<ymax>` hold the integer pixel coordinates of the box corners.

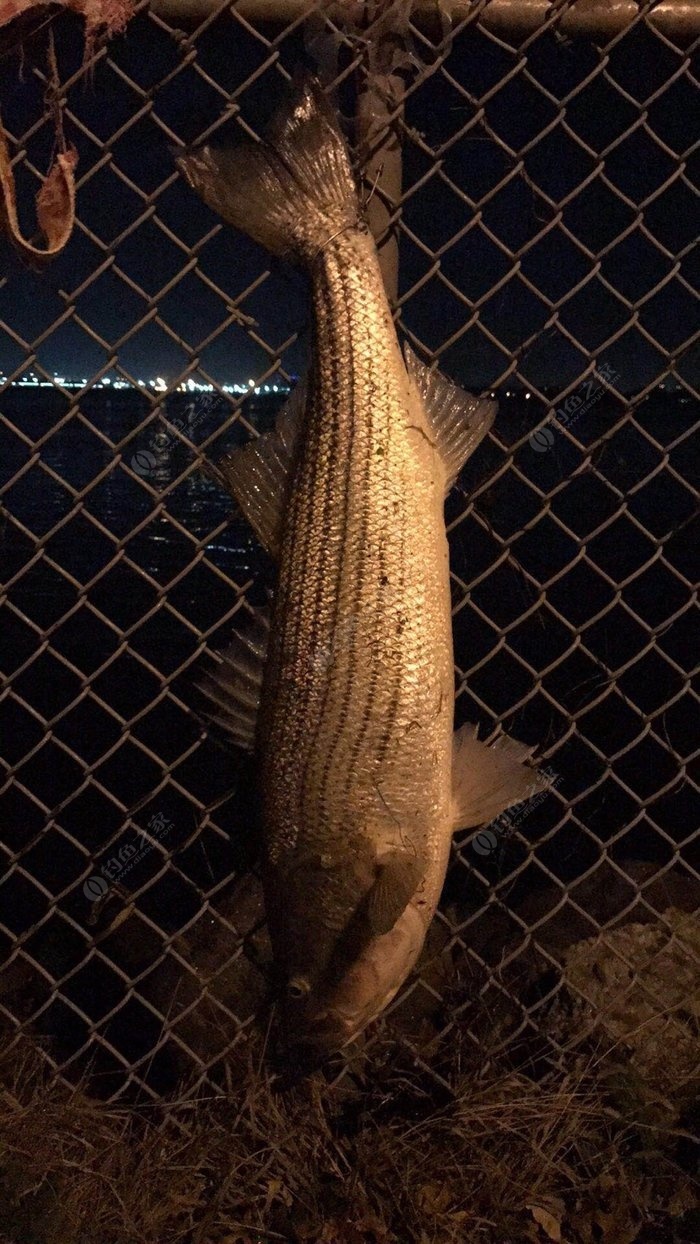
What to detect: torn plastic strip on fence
<box><xmin>0</xmin><ymin>0</ymin><xmax>133</xmax><ymax>39</ymax></box>
<box><xmin>0</xmin><ymin>0</ymin><xmax>134</xmax><ymax>265</ymax></box>
<box><xmin>0</xmin><ymin>123</ymin><xmax>78</xmax><ymax>267</ymax></box>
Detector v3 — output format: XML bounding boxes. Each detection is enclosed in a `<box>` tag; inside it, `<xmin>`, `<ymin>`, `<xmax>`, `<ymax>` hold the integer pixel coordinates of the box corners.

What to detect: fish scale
<box><xmin>179</xmin><ymin>76</ymin><xmax>548</xmax><ymax>1055</ymax></box>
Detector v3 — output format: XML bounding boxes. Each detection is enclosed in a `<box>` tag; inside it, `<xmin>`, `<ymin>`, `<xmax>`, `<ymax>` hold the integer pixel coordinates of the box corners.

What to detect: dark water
<box><xmin>3</xmin><ymin>379</ymin><xmax>696</xmax><ymax>863</ymax></box>
<box><xmin>1</xmin><ymin>382</ymin><xmax>697</xmax><ymax>1089</ymax></box>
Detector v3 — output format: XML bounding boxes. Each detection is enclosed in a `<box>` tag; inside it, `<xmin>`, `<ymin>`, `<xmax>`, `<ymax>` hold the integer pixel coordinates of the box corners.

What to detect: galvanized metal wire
<box><xmin>0</xmin><ymin>1</ymin><xmax>698</xmax><ymax>1105</ymax></box>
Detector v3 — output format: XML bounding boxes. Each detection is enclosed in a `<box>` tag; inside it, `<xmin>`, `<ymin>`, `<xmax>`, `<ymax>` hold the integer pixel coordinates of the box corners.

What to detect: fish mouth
<box><xmin>285</xmin><ymin>1008</ymin><xmax>360</xmax><ymax>1060</ymax></box>
<box><xmin>283</xmin><ymin>981</ymin><xmax>406</xmax><ymax>1061</ymax></box>
<box><xmin>277</xmin><ymin>1015</ymin><xmax>355</xmax><ymax>1076</ymax></box>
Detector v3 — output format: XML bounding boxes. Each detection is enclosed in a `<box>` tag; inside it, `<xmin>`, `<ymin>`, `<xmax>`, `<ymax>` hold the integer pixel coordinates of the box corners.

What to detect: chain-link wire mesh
<box><xmin>1</xmin><ymin>1</ymin><xmax>698</xmax><ymax>1107</ymax></box>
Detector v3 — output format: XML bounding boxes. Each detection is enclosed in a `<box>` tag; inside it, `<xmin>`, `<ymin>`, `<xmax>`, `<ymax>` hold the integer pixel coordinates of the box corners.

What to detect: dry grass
<box><xmin>0</xmin><ymin>1026</ymin><xmax>696</xmax><ymax>1244</ymax></box>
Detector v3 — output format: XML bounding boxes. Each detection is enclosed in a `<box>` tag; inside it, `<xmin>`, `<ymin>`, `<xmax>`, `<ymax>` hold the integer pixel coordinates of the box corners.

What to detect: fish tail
<box><xmin>177</xmin><ymin>76</ymin><xmax>359</xmax><ymax>263</ymax></box>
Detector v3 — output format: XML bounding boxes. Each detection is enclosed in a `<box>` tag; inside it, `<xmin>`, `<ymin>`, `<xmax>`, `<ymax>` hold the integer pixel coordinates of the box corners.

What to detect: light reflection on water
<box><xmin>0</xmin><ymin>387</ymin><xmax>279</xmax><ymax>871</ymax></box>
<box><xmin>1</xmin><ymin>388</ymin><xmax>283</xmax><ymax>593</ymax></box>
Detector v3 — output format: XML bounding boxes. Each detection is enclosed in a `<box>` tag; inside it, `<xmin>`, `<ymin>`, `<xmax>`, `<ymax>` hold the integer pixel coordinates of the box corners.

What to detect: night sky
<box><xmin>0</xmin><ymin>8</ymin><xmax>697</xmax><ymax>394</ymax></box>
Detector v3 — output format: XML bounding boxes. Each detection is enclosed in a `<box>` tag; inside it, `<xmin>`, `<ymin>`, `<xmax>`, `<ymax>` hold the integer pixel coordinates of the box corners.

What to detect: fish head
<box><xmin>268</xmin><ymin>840</ymin><xmax>378</xmax><ymax>1006</ymax></box>
<box><xmin>268</xmin><ymin>838</ymin><xmax>430</xmax><ymax>1059</ymax></box>
<box><xmin>282</xmin><ymin>900</ymin><xmax>428</xmax><ymax>1059</ymax></box>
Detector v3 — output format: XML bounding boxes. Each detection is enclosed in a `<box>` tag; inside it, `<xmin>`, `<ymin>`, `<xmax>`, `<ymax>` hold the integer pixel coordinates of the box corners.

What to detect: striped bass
<box><xmin>179</xmin><ymin>78</ymin><xmax>547</xmax><ymax>1057</ymax></box>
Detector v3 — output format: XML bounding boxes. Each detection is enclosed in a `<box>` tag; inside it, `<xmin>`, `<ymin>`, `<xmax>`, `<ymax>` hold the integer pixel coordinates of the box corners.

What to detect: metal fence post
<box><xmin>356</xmin><ymin>66</ymin><xmax>404</xmax><ymax>305</ymax></box>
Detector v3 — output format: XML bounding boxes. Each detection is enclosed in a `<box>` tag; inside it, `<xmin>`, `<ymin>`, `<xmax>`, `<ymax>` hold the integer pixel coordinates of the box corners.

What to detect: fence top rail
<box><xmin>150</xmin><ymin>0</ymin><xmax>700</xmax><ymax>39</ymax></box>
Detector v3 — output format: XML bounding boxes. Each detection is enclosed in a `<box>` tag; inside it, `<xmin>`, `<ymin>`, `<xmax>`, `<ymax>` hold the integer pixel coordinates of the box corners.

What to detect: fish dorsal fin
<box><xmin>403</xmin><ymin>342</ymin><xmax>497</xmax><ymax>493</ymax></box>
<box><xmin>364</xmin><ymin>849</ymin><xmax>424</xmax><ymax>935</ymax></box>
<box><xmin>451</xmin><ymin>722</ymin><xmax>551</xmax><ymax>831</ymax></box>
<box><xmin>214</xmin><ymin>381</ymin><xmax>306</xmax><ymax>557</ymax></box>
<box><xmin>194</xmin><ymin>606</ymin><xmax>271</xmax><ymax>751</ymax></box>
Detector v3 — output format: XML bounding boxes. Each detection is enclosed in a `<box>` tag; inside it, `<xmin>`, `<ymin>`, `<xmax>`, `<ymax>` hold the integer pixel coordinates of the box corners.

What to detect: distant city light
<box><xmin>13</xmin><ymin>372</ymin><xmax>673</xmax><ymax>402</ymax></box>
<box><xmin>5</xmin><ymin>372</ymin><xmax>294</xmax><ymax>398</ymax></box>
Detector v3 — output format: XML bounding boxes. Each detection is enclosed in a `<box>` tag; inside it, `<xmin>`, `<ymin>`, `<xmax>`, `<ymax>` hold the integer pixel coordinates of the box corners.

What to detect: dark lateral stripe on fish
<box><xmin>275</xmin><ymin>271</ymin><xmax>346</xmax><ymax>816</ymax></box>
<box><xmin>333</xmin><ymin>250</ymin><xmax>407</xmax><ymax>803</ymax></box>
<box><xmin>314</xmin><ymin>251</ymin><xmax>379</xmax><ymax>815</ymax></box>
<box><xmin>297</xmin><ymin>269</ymin><xmax>358</xmax><ymax>819</ymax></box>
<box><xmin>275</xmin><ymin>252</ymin><xmax>360</xmax><ymax>821</ymax></box>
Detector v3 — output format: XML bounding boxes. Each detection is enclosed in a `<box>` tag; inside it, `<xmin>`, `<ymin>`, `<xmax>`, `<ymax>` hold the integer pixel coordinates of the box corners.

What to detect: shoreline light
<box><xmin>4</xmin><ymin>374</ymin><xmax>294</xmax><ymax>397</ymax></box>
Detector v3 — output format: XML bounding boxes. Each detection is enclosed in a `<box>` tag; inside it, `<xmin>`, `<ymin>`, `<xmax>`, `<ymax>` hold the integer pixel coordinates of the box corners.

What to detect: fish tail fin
<box><xmin>177</xmin><ymin>76</ymin><xmax>359</xmax><ymax>263</ymax></box>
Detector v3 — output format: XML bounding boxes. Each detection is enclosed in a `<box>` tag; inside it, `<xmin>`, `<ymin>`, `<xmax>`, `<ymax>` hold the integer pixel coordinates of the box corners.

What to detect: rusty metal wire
<box><xmin>0</xmin><ymin>1</ymin><xmax>698</xmax><ymax>1106</ymax></box>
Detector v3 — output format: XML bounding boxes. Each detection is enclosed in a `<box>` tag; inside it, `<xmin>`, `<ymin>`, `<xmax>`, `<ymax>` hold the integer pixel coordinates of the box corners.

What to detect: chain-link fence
<box><xmin>1</xmin><ymin>1</ymin><xmax>698</xmax><ymax>1107</ymax></box>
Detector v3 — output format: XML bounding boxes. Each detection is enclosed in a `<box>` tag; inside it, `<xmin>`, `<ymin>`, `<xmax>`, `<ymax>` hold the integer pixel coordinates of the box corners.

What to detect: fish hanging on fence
<box><xmin>178</xmin><ymin>76</ymin><xmax>548</xmax><ymax>1058</ymax></box>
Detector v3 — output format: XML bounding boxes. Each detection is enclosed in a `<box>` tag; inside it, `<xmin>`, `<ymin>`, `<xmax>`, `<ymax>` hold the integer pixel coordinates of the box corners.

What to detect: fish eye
<box><xmin>287</xmin><ymin>976</ymin><xmax>311</xmax><ymax>999</ymax></box>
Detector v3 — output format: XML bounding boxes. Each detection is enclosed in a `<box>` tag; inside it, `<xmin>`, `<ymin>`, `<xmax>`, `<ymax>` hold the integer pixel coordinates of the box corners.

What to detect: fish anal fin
<box><xmin>214</xmin><ymin>381</ymin><xmax>306</xmax><ymax>557</ymax></box>
<box><xmin>196</xmin><ymin>606</ymin><xmax>270</xmax><ymax>751</ymax></box>
<box><xmin>403</xmin><ymin>342</ymin><xmax>497</xmax><ymax>493</ymax></box>
<box><xmin>451</xmin><ymin>722</ymin><xmax>551</xmax><ymax>831</ymax></box>
<box><xmin>364</xmin><ymin>850</ymin><xmax>424</xmax><ymax>936</ymax></box>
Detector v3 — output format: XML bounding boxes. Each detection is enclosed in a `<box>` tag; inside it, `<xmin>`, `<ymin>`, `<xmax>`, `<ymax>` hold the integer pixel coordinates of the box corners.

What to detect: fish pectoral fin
<box><xmin>364</xmin><ymin>850</ymin><xmax>424</xmax><ymax>935</ymax></box>
<box><xmin>451</xmin><ymin>722</ymin><xmax>551</xmax><ymax>831</ymax></box>
<box><xmin>212</xmin><ymin>380</ymin><xmax>306</xmax><ymax>557</ymax></box>
<box><xmin>403</xmin><ymin>342</ymin><xmax>497</xmax><ymax>493</ymax></box>
<box><xmin>195</xmin><ymin>605</ymin><xmax>270</xmax><ymax>750</ymax></box>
